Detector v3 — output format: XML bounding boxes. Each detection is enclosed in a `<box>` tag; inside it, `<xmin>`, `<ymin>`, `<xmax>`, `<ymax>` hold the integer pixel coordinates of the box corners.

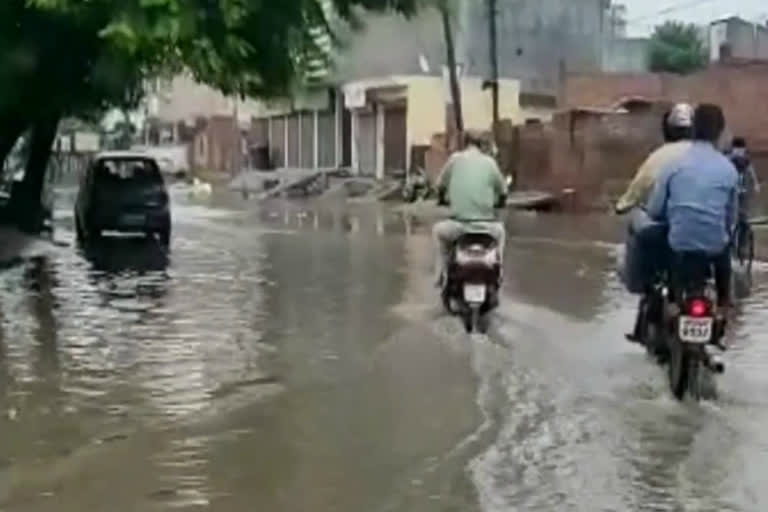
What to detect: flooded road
<box><xmin>1</xmin><ymin>190</ymin><xmax>768</xmax><ymax>511</ymax></box>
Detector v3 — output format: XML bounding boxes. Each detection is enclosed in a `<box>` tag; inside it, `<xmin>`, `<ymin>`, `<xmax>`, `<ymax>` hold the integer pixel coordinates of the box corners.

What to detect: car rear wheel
<box><xmin>74</xmin><ymin>213</ymin><xmax>84</xmax><ymax>243</ymax></box>
<box><xmin>158</xmin><ymin>229</ymin><xmax>171</xmax><ymax>248</ymax></box>
<box><xmin>89</xmin><ymin>228</ymin><xmax>103</xmax><ymax>244</ymax></box>
<box><xmin>157</xmin><ymin>217</ymin><xmax>172</xmax><ymax>248</ymax></box>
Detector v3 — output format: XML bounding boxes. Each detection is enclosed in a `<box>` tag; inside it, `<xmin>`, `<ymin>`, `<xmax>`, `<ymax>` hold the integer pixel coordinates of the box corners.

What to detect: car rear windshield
<box><xmin>94</xmin><ymin>158</ymin><xmax>163</xmax><ymax>187</ymax></box>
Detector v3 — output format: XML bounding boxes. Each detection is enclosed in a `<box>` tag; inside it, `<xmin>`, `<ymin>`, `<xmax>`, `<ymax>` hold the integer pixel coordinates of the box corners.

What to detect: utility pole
<box><xmin>488</xmin><ymin>0</ymin><xmax>499</xmax><ymax>141</ymax></box>
<box><xmin>232</xmin><ymin>96</ymin><xmax>240</xmax><ymax>177</ymax></box>
<box><xmin>440</xmin><ymin>1</ymin><xmax>464</xmax><ymax>143</ymax></box>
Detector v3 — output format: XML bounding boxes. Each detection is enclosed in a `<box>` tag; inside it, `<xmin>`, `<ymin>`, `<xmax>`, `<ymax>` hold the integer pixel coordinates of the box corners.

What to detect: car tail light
<box><xmin>688</xmin><ymin>298</ymin><xmax>710</xmax><ymax>318</ymax></box>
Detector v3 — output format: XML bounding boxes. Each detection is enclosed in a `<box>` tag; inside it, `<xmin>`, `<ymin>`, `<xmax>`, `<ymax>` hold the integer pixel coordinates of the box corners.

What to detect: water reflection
<box><xmin>82</xmin><ymin>237</ymin><xmax>170</xmax><ymax>275</ymax></box>
<box><xmin>259</xmin><ymin>201</ymin><xmax>431</xmax><ymax>237</ymax></box>
<box><xmin>5</xmin><ymin>195</ymin><xmax>768</xmax><ymax>510</ymax></box>
<box><xmin>22</xmin><ymin>256</ymin><xmax>60</xmax><ymax>378</ymax></box>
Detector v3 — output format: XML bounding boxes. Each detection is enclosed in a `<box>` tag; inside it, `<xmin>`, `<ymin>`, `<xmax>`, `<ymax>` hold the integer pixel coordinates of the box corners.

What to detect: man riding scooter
<box><xmin>619</xmin><ymin>103</ymin><xmax>694</xmax><ymax>344</ymax></box>
<box><xmin>433</xmin><ymin>130</ymin><xmax>507</xmax><ymax>288</ymax></box>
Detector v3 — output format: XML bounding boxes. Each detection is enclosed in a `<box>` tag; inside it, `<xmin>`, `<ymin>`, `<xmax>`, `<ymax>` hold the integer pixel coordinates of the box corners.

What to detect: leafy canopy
<box><xmin>0</xmin><ymin>0</ymin><xmax>418</xmax><ymax>120</ymax></box>
<box><xmin>649</xmin><ymin>21</ymin><xmax>707</xmax><ymax>74</ymax></box>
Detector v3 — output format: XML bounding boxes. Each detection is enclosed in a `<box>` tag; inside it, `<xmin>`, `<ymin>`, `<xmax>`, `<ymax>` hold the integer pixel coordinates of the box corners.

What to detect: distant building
<box><xmin>604</xmin><ymin>3</ymin><xmax>628</xmax><ymax>38</ymax></box>
<box><xmin>601</xmin><ymin>37</ymin><xmax>650</xmax><ymax>73</ymax></box>
<box><xmin>139</xmin><ymin>1</ymin><xmax>648</xmax><ymax>176</ymax></box>
<box><xmin>459</xmin><ymin>0</ymin><xmax>647</xmax><ymax>93</ymax></box>
<box><xmin>709</xmin><ymin>16</ymin><xmax>768</xmax><ymax>62</ymax></box>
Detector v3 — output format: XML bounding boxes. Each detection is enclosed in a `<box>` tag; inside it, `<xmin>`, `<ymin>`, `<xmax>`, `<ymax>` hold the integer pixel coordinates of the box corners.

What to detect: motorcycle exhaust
<box><xmin>703</xmin><ymin>345</ymin><xmax>726</xmax><ymax>374</ymax></box>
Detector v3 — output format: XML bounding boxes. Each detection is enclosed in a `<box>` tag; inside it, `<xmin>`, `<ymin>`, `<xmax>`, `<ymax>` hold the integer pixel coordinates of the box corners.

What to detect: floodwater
<box><xmin>1</xmin><ymin>188</ymin><xmax>768</xmax><ymax>511</ymax></box>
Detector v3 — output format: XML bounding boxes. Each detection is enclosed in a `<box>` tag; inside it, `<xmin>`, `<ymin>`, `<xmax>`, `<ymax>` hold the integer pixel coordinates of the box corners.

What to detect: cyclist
<box><xmin>727</xmin><ymin>136</ymin><xmax>760</xmax><ymax>260</ymax></box>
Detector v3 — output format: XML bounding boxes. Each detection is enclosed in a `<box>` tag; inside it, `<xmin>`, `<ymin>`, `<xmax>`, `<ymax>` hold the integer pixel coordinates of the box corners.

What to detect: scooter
<box><xmin>442</xmin><ymin>232</ymin><xmax>502</xmax><ymax>333</ymax></box>
<box><xmin>439</xmin><ymin>174</ymin><xmax>511</xmax><ymax>333</ymax></box>
<box><xmin>402</xmin><ymin>167</ymin><xmax>431</xmax><ymax>203</ymax></box>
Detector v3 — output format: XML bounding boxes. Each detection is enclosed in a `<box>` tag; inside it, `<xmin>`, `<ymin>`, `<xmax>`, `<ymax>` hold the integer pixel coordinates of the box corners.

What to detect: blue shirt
<box><xmin>646</xmin><ymin>142</ymin><xmax>738</xmax><ymax>254</ymax></box>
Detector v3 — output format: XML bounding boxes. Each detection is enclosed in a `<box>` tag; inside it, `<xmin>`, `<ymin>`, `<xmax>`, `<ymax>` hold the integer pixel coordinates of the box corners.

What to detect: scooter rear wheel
<box><xmin>463</xmin><ymin>306</ymin><xmax>483</xmax><ymax>334</ymax></box>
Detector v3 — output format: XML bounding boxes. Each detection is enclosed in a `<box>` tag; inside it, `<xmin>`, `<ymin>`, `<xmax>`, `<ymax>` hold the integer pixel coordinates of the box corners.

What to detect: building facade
<box><xmin>710</xmin><ymin>17</ymin><xmax>768</xmax><ymax>62</ymax></box>
<box><xmin>143</xmin><ymin>1</ymin><xmax>642</xmax><ymax>176</ymax></box>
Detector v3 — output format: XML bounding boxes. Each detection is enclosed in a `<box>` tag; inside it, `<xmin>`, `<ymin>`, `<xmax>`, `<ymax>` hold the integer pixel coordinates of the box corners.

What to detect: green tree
<box><xmin>649</xmin><ymin>21</ymin><xmax>707</xmax><ymax>74</ymax></box>
<box><xmin>0</xmin><ymin>0</ymin><xmax>417</xmax><ymax>229</ymax></box>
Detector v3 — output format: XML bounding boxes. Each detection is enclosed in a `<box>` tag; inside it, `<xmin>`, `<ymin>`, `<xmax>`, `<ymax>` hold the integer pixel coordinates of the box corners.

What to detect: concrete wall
<box><xmin>461</xmin><ymin>78</ymin><xmax>522</xmax><ymax>131</ymax></box>
<box><xmin>602</xmin><ymin>38</ymin><xmax>649</xmax><ymax>73</ymax></box>
<box><xmin>406</xmin><ymin>77</ymin><xmax>446</xmax><ymax>148</ymax></box>
<box><xmin>711</xmin><ymin>18</ymin><xmax>768</xmax><ymax>62</ymax></box>
<box><xmin>710</xmin><ymin>22</ymin><xmax>729</xmax><ymax>62</ymax></box>
<box><xmin>150</xmin><ymin>75</ymin><xmax>263</xmax><ymax>124</ymax></box>
<box><xmin>460</xmin><ymin>0</ymin><xmax>608</xmax><ymax>93</ymax></box>
<box><xmin>334</xmin><ymin>0</ymin><xmax>611</xmax><ymax>95</ymax></box>
<box><xmin>334</xmin><ymin>9</ymin><xmax>444</xmax><ymax>82</ymax></box>
<box><xmin>727</xmin><ymin>18</ymin><xmax>759</xmax><ymax>60</ymax></box>
<box><xmin>405</xmin><ymin>75</ymin><xmax>521</xmax><ymax>144</ymax></box>
<box><xmin>758</xmin><ymin>27</ymin><xmax>768</xmax><ymax>59</ymax></box>
<box><xmin>131</xmin><ymin>145</ymin><xmax>190</xmax><ymax>174</ymax></box>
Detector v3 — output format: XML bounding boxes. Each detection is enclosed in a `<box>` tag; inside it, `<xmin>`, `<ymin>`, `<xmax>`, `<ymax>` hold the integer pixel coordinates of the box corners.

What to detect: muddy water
<box><xmin>1</xmin><ymin>192</ymin><xmax>768</xmax><ymax>511</ymax></box>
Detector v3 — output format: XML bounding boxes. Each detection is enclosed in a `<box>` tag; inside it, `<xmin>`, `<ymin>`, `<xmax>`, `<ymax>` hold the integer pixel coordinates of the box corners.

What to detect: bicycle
<box><xmin>732</xmin><ymin>219</ymin><xmax>755</xmax><ymax>276</ymax></box>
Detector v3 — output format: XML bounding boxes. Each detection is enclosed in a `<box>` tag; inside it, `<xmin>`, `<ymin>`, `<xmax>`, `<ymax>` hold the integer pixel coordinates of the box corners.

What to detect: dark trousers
<box><xmin>669</xmin><ymin>250</ymin><xmax>731</xmax><ymax>307</ymax></box>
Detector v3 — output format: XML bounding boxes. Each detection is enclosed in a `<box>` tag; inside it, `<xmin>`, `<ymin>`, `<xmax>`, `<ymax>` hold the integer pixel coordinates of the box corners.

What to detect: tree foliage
<box><xmin>0</xmin><ymin>0</ymin><xmax>418</xmax><ymax>226</ymax></box>
<box><xmin>649</xmin><ymin>21</ymin><xmax>707</xmax><ymax>74</ymax></box>
<box><xmin>0</xmin><ymin>0</ymin><xmax>419</xmax><ymax>119</ymax></box>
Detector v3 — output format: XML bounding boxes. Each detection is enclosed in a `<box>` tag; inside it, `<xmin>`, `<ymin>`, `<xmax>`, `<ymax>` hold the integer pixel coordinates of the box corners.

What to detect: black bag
<box><xmin>619</xmin><ymin>208</ymin><xmax>667</xmax><ymax>294</ymax></box>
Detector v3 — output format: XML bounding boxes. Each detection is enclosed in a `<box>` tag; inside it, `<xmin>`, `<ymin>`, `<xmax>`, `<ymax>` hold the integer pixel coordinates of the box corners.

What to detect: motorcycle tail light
<box><xmin>688</xmin><ymin>298</ymin><xmax>710</xmax><ymax>318</ymax></box>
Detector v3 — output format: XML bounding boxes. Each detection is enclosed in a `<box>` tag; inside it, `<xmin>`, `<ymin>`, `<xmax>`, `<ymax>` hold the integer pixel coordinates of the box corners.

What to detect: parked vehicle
<box><xmin>75</xmin><ymin>152</ymin><xmax>171</xmax><ymax>247</ymax></box>
<box><xmin>0</xmin><ymin>160</ymin><xmax>56</xmax><ymax>234</ymax></box>
<box><xmin>402</xmin><ymin>167</ymin><xmax>432</xmax><ymax>203</ymax></box>
<box><xmin>441</xmin><ymin>232</ymin><xmax>502</xmax><ymax>334</ymax></box>
<box><xmin>635</xmin><ymin>259</ymin><xmax>727</xmax><ymax>401</ymax></box>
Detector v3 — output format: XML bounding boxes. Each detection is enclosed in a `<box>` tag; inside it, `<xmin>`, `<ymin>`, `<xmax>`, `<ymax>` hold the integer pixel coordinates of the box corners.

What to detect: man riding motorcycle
<box><xmin>433</xmin><ymin>131</ymin><xmax>507</xmax><ymax>288</ymax></box>
<box><xmin>619</xmin><ymin>103</ymin><xmax>693</xmax><ymax>343</ymax></box>
<box><xmin>616</xmin><ymin>103</ymin><xmax>694</xmax><ymax>215</ymax></box>
<box><xmin>646</xmin><ymin>103</ymin><xmax>738</xmax><ymax>313</ymax></box>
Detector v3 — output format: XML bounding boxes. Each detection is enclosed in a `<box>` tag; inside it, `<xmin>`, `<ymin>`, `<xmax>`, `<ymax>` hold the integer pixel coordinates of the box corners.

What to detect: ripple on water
<box><xmin>0</xmin><ymin>211</ymin><xmax>275</xmax><ymax>439</ymax></box>
<box><xmin>470</xmin><ymin>253</ymin><xmax>768</xmax><ymax>512</ymax></box>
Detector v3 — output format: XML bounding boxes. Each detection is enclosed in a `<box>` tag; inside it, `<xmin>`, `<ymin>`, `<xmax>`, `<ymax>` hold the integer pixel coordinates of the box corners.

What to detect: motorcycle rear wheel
<box><xmin>668</xmin><ymin>340</ymin><xmax>688</xmax><ymax>400</ymax></box>
<box><xmin>686</xmin><ymin>358</ymin><xmax>703</xmax><ymax>401</ymax></box>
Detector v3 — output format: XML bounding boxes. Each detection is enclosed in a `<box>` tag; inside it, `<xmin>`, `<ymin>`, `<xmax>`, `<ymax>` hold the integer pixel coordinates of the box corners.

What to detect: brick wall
<box><xmin>561</xmin><ymin>62</ymin><xmax>768</xmax><ymax>210</ymax></box>
<box><xmin>514</xmin><ymin>122</ymin><xmax>552</xmax><ymax>190</ymax></box>
<box><xmin>554</xmin><ymin>109</ymin><xmax>661</xmax><ymax>208</ymax></box>
<box><xmin>565</xmin><ymin>62</ymin><xmax>768</xmax><ymax>156</ymax></box>
<box><xmin>508</xmin><ymin>108</ymin><xmax>662</xmax><ymax>210</ymax></box>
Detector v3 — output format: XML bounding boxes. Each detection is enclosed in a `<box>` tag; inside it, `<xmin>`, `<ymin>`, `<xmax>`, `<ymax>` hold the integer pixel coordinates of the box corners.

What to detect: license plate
<box><xmin>121</xmin><ymin>214</ymin><xmax>146</xmax><ymax>226</ymax></box>
<box><xmin>463</xmin><ymin>284</ymin><xmax>486</xmax><ymax>303</ymax></box>
<box><xmin>679</xmin><ymin>316</ymin><xmax>713</xmax><ymax>344</ymax></box>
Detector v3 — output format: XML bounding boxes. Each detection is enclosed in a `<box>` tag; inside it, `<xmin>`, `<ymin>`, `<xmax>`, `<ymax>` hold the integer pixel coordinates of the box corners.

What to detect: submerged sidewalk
<box><xmin>0</xmin><ymin>227</ymin><xmax>56</xmax><ymax>266</ymax></box>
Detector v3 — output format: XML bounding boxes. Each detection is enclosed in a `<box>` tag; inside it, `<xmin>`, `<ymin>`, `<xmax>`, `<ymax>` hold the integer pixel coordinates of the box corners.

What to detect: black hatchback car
<box><xmin>75</xmin><ymin>152</ymin><xmax>171</xmax><ymax>246</ymax></box>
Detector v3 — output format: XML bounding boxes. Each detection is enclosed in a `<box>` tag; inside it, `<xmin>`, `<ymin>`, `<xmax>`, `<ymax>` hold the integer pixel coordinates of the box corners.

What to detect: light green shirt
<box><xmin>437</xmin><ymin>146</ymin><xmax>506</xmax><ymax>221</ymax></box>
<box><xmin>616</xmin><ymin>141</ymin><xmax>692</xmax><ymax>213</ymax></box>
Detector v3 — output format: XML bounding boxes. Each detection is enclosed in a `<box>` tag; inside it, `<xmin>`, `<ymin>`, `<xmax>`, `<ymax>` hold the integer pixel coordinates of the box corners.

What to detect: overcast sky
<box><xmin>622</xmin><ymin>0</ymin><xmax>768</xmax><ymax>36</ymax></box>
